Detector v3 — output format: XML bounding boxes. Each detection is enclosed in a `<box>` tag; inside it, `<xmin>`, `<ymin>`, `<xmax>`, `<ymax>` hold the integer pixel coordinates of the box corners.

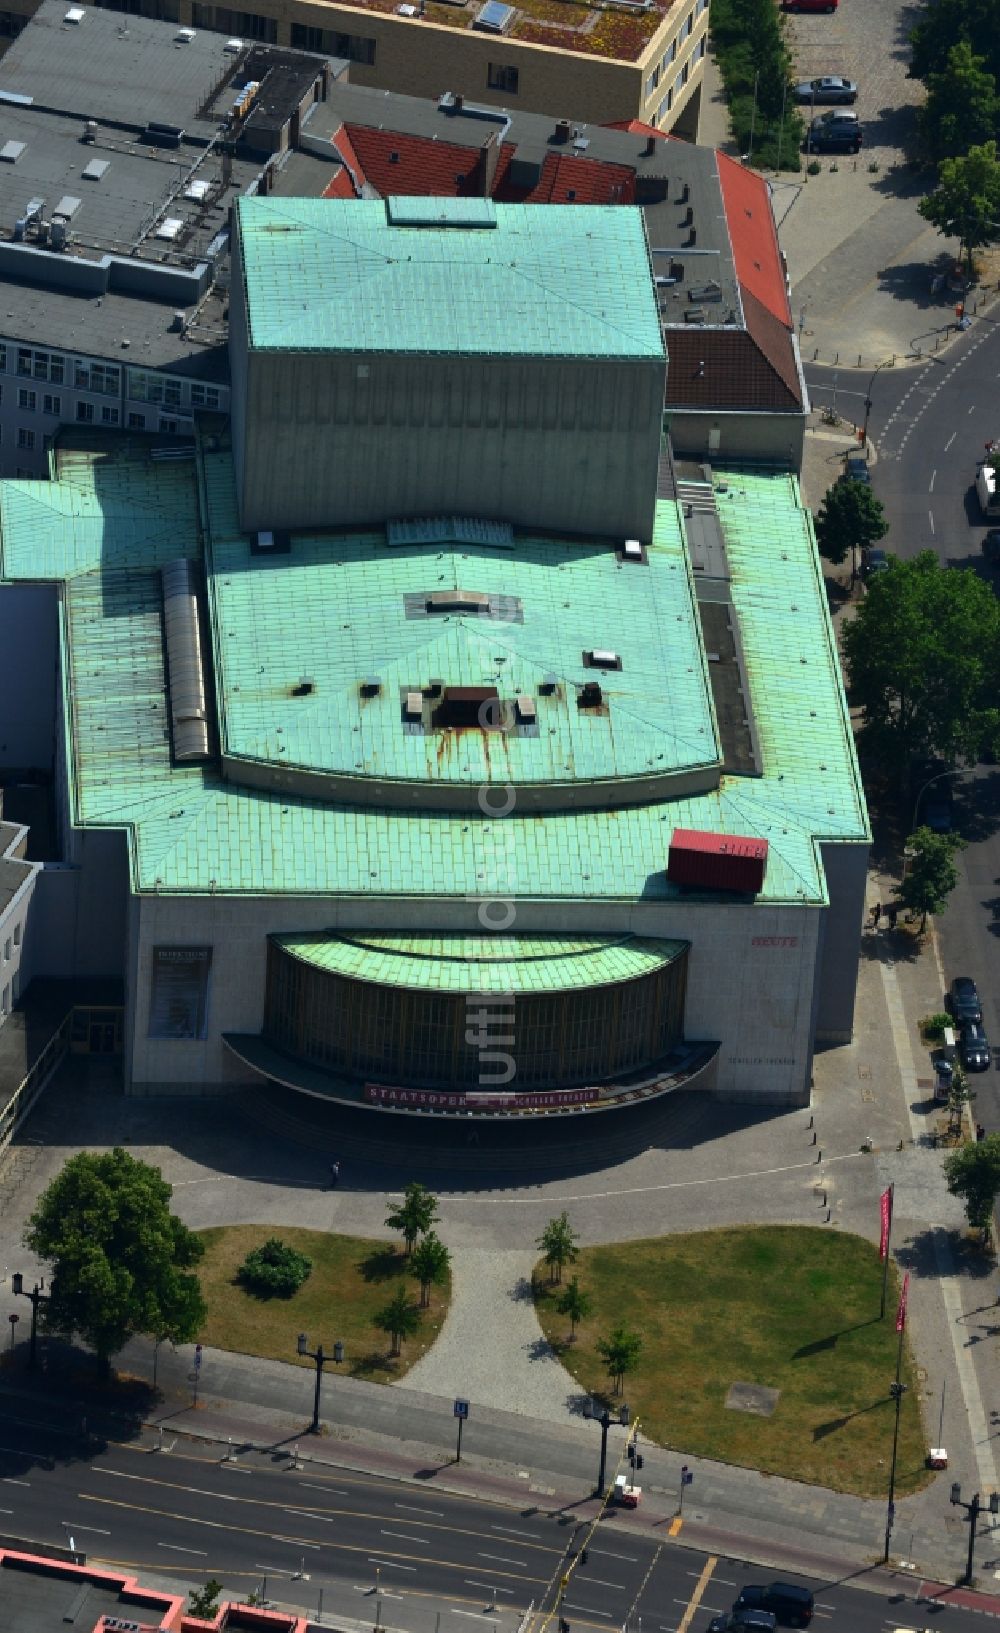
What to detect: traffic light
<box><xmin>635</xmin><ymin>1453</ymin><xmax>644</xmax><ymax>1470</ymax></box>
<box><xmin>560</xmin><ymin>1618</ymin><xmax>570</xmax><ymax>1633</ymax></box>
<box><xmin>628</xmin><ymin>1444</ymin><xmax>636</xmax><ymax>1466</ymax></box>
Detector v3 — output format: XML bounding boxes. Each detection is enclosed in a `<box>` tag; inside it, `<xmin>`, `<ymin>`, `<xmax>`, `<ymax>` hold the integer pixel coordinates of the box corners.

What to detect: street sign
<box><xmin>454</xmin><ymin>1398</ymin><xmax>469</xmax><ymax>1420</ymax></box>
<box><xmin>194</xmin><ymin>1343</ymin><xmax>203</xmax><ymax>1371</ymax></box>
<box><xmin>681</xmin><ymin>1468</ymin><xmax>693</xmax><ymax>1486</ymax></box>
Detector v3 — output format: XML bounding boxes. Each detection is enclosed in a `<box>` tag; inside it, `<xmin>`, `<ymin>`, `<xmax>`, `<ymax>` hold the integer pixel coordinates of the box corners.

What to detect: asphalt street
<box><xmin>804</xmin><ymin>314</ymin><xmax>1000</xmax><ymax>1130</ymax></box>
<box><xmin>0</xmin><ymin>1404</ymin><xmax>997</xmax><ymax>1633</ymax></box>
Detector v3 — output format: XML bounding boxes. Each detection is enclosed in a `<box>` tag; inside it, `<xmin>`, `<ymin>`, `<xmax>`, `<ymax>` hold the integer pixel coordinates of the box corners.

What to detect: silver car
<box><xmin>794</xmin><ymin>75</ymin><xmax>858</xmax><ymax>104</ymax></box>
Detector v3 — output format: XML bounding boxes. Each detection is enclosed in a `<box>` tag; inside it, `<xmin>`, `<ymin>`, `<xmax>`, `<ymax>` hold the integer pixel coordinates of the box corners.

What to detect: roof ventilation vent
<box><xmin>161</xmin><ymin>559</ymin><xmax>212</xmax><ymax>763</ymax></box>
<box><xmin>515</xmin><ymin>694</ymin><xmax>537</xmax><ymax>724</ymax></box>
<box><xmin>81</xmin><ymin>119</ymin><xmax>97</xmax><ymax>143</ymax></box>
<box><xmin>578</xmin><ymin>681</ymin><xmax>603</xmax><ymax>708</ymax></box>
<box><xmin>292</xmin><ymin>677</ymin><xmax>315</xmax><ymax>697</ymax></box>
<box><xmin>426</xmin><ymin>588</ymin><xmax>490</xmax><ymax>613</ymax></box>
<box><xmin>474</xmin><ymin>0</ymin><xmax>514</xmax><ymax>31</ymax></box>
<box><xmin>0</xmin><ymin>141</ymin><xmax>25</xmax><ymax>164</ymax></box>
<box><xmin>621</xmin><ymin>538</ymin><xmax>646</xmax><ymax>563</ymax></box>
<box><xmin>540</xmin><ymin>673</ymin><xmax>558</xmax><ymax>695</ymax></box>
<box><xmin>684</xmin><ymin>307</ymin><xmax>705</xmax><ymax>324</ymax></box>
<box><xmin>175</xmin><ymin>26</ymin><xmax>196</xmax><ymax>41</ymax></box>
<box><xmin>64</xmin><ymin>6</ymin><xmax>85</xmax><ymax>20</ymax></box>
<box><xmin>361</xmin><ymin>676</ymin><xmax>382</xmax><ymax>697</ymax></box>
<box><xmin>585</xmin><ymin>648</ymin><xmax>622</xmax><ymax>670</ymax></box>
<box><xmin>224</xmin><ymin>35</ymin><xmax>243</xmax><ymax>48</ymax></box>
<box><xmin>404</xmin><ymin>691</ymin><xmax>423</xmax><ymax>721</ymax></box>
<box><xmin>554</xmin><ymin>118</ymin><xmax>571</xmax><ymax>143</ymax></box>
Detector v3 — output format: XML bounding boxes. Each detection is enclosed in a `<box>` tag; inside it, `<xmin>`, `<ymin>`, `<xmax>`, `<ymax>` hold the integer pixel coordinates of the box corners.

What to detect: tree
<box><xmin>374</xmin><ymin>1286</ymin><xmax>423</xmax><ymax>1357</ymax></box>
<box><xmin>596</xmin><ymin>1325</ymin><xmax>643</xmax><ymax>1394</ymax></box>
<box><xmin>385</xmin><ymin>1182</ymin><xmax>439</xmax><ymax>1257</ymax></box>
<box><xmin>919</xmin><ymin>141</ymin><xmax>1000</xmax><ymax>274</ymax></box>
<box><xmin>814</xmin><ymin>479</ymin><xmax>888</xmax><ymax>574</ymax></box>
<box><xmin>841</xmin><ymin>551</ymin><xmax>1000</xmax><ymax>783</ymax></box>
<box><xmin>24</xmin><ymin>1147</ymin><xmax>206</xmax><ymax>1373</ymax></box>
<box><xmin>910</xmin><ymin>0</ymin><xmax>1000</xmax><ymax>91</ymax></box>
<box><xmin>919</xmin><ymin>42</ymin><xmax>1000</xmax><ymax>164</ymax></box>
<box><xmin>944</xmin><ymin>1134</ymin><xmax>1000</xmax><ymax>1234</ymax></box>
<box><xmin>238</xmin><ymin>1237</ymin><xmax>312</xmax><ymax>1298</ymax></box>
<box><xmin>188</xmin><ymin>1580</ymin><xmax>225</xmax><ymax>1619</ymax></box>
<box><xmin>555</xmin><ymin>1276</ymin><xmax>593</xmax><ymax>1341</ymax></box>
<box><xmin>537</xmin><ymin>1211</ymin><xmax>580</xmax><ymax>1285</ymax></box>
<box><xmin>899</xmin><ymin>825</ymin><xmax>966</xmax><ymax>931</ymax></box>
<box><xmin>410</xmin><ymin>1231</ymin><xmax>450</xmax><ymax>1308</ymax></box>
<box><xmin>947</xmin><ymin>1065</ymin><xmax>976</xmax><ymax>1134</ymax></box>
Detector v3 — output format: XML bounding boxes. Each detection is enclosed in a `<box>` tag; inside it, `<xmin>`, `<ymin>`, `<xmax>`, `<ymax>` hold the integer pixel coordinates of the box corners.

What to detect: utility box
<box><xmin>667</xmin><ymin>828</ymin><xmax>769</xmax><ymax>894</ymax></box>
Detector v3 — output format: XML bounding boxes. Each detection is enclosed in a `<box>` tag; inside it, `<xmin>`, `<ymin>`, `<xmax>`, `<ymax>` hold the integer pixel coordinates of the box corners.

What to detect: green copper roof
<box><xmin>205</xmin><ymin>449</ymin><xmax>716</xmax><ymax>793</ymax></box>
<box><xmin>275</xmin><ymin>932</ymin><xmax>686</xmax><ymax>993</ymax></box>
<box><xmin>236</xmin><ymin>197</ymin><xmax>665</xmax><ymax>360</ymax></box>
<box><xmin>0</xmin><ymin>442</ymin><xmax>867</xmax><ymax>906</ymax></box>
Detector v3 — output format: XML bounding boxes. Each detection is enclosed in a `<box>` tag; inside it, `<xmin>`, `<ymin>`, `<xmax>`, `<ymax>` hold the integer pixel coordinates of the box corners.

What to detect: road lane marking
<box><xmin>1</xmin><ymin>1478</ymin><xmax>29</xmax><ymax>1486</ymax></box>
<box><xmin>564</xmin><ymin>1603</ymin><xmax>614</xmax><ymax>1619</ymax></box>
<box><xmin>929</xmin><ymin>510</ymin><xmax>935</xmax><ymax>533</ymax></box>
<box><xmin>945</xmin><ymin>432</ymin><xmax>957</xmax><ymax>450</ymax></box>
<box><xmin>668</xmin><ymin>1517</ymin><xmax>683</xmax><ymax>1537</ymax></box>
<box><xmin>368</xmin><ymin>1557</ymin><xmax>417</xmax><ymax>1572</ymax></box>
<box><xmin>158</xmin><ymin>1543</ymin><xmax>207</xmax><ymax>1556</ymax></box>
<box><xmin>929</xmin><ymin>470</ymin><xmax>936</xmax><ymax>491</ymax></box>
<box><xmin>296</xmin><ymin>1511</ymin><xmax>335</xmax><ymax>1523</ymax></box>
<box><xmin>491</xmin><ymin>1526</ymin><xmax>537</xmax><ymax>1539</ymax></box>
<box><xmin>591</xmin><ymin>1550</ymin><xmax>638</xmax><ymax>1562</ymax></box>
<box><xmin>969</xmin><ymin>404</ymin><xmax>977</xmax><ymax>413</ymax></box>
<box><xmin>63</xmin><ymin>1524</ymin><xmax>111</xmax><ymax>1535</ymax></box>
<box><xmin>582</xmin><ymin>1576</ymin><xmax>624</xmax><ymax>1590</ymax></box>
<box><xmin>0</xmin><ymin>1508</ymin><xmax>12</xmax><ymax>1514</ymax></box>
<box><xmin>352</xmin><ymin>1584</ymin><xmax>405</xmax><ymax>1600</ymax></box>
<box><xmin>478</xmin><ymin>1552</ymin><xmax>528</xmax><ymax>1567</ymax></box>
<box><xmin>677</xmin><ymin>1556</ymin><xmax>717</xmax><ymax>1633</ymax></box>
<box><xmin>300</xmin><ymin>1481</ymin><xmax>349</xmax><ymax>1495</ymax></box>
<box><xmin>396</xmin><ymin>1503</ymin><xmax>443</xmax><ymax>1517</ymax></box>
<box><xmin>382</xmin><ymin>1530</ymin><xmax>431</xmax><ymax>1545</ymax></box>
<box><xmin>219</xmin><ymin>1463</ymin><xmax>252</xmax><ymax>1474</ymax></box>
<box><xmin>465</xmin><ymin>1581</ymin><xmax>513</xmax><ymax>1595</ymax></box>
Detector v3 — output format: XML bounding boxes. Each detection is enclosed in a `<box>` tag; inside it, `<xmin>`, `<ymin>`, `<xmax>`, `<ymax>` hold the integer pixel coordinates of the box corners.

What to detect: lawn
<box><xmin>195</xmin><ymin>1226</ymin><xmax>450</xmax><ymax>1386</ymax></box>
<box><xmin>534</xmin><ymin>1226</ymin><xmax>931</xmax><ymax>1498</ymax></box>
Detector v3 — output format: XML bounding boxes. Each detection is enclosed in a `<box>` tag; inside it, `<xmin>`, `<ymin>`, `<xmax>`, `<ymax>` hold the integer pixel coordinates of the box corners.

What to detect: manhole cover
<box><xmin>858</xmin><ymin>1065</ymin><xmax>872</xmax><ymax>1079</ymax></box>
<box><xmin>725</xmin><ymin>1382</ymin><xmax>780</xmax><ymax>1416</ymax></box>
<box><xmin>861</xmin><ymin>1088</ymin><xmax>875</xmax><ymax>1103</ymax></box>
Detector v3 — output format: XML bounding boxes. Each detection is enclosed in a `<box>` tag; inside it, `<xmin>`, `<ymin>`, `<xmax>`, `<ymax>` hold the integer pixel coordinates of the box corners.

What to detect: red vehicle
<box><xmin>782</xmin><ymin>0</ymin><xmax>837</xmax><ymax>11</ymax></box>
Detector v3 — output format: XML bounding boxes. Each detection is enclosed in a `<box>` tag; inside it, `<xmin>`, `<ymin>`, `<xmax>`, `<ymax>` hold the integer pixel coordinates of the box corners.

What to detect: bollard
<box><xmin>826</xmin><ymin>1208</ymin><xmax>832</xmax><ymax>1223</ymax></box>
<box><xmin>857</xmin><ymin>354</ymin><xmax>862</xmax><ymax>367</ymax></box>
<box><xmin>812</xmin><ymin>1129</ymin><xmax>817</xmax><ymax>1145</ymax></box>
<box><xmin>816</xmin><ymin>1147</ymin><xmax>822</xmax><ymax>1163</ymax></box>
<box><xmin>808</xmin><ymin>1114</ymin><xmax>814</xmax><ymax>1130</ymax></box>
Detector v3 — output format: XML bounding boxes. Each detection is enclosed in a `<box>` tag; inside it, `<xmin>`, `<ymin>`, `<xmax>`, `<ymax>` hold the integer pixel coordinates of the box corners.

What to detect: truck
<box><xmin>977</xmin><ymin>443</ymin><xmax>1000</xmax><ymax>519</ymax></box>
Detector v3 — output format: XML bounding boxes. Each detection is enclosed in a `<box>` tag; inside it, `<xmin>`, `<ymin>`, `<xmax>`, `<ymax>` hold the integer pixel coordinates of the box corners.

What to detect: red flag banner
<box><xmin>895</xmin><ymin>1271</ymin><xmax>910</xmax><ymax>1334</ymax></box>
<box><xmin>879</xmin><ymin>1186</ymin><xmax>893</xmax><ymax>1260</ymax></box>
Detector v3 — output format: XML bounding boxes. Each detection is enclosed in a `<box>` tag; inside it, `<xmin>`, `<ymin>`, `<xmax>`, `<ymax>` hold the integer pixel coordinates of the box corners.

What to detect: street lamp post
<box><xmin>584</xmin><ymin>1399</ymin><xmax>630</xmax><ymax>1497</ymax></box>
<box><xmin>297</xmin><ymin>1332</ymin><xmax>344</xmax><ymax>1434</ymax></box>
<box><xmin>862</xmin><ymin>357</ymin><xmax>896</xmax><ymax>447</ymax></box>
<box><xmin>951</xmin><ymin>1483</ymin><xmax>1000</xmax><ymax>1584</ymax></box>
<box><xmin>11</xmin><ymin>1274</ymin><xmax>48</xmax><ymax>1371</ymax></box>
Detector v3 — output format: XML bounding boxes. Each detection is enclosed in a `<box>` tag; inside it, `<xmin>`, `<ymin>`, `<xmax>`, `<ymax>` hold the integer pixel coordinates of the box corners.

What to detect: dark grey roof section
<box><xmin>0</xmin><ymin>1557</ymin><xmax>149</xmax><ymax>1633</ymax></box>
<box><xmin>0</xmin><ymin>0</ymin><xmax>250</xmax><ymax>142</ymax></box>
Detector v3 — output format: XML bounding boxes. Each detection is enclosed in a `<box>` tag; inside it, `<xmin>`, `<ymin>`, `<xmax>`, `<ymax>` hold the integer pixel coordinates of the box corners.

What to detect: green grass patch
<box><xmin>534</xmin><ymin>1226</ymin><xmax>930</xmax><ymax>1498</ymax></box>
<box><xmin>196</xmin><ymin>1225</ymin><xmax>450</xmax><ymax>1385</ymax></box>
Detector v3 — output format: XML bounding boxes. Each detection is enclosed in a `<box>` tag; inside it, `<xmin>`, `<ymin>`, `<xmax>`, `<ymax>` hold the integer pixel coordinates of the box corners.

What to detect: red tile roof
<box><xmin>665</xmin><ymin>310</ymin><xmax>801</xmax><ymax>413</ymax></box>
<box><xmin>602</xmin><ymin>120</ymin><xmax>678</xmax><ymax>141</ymax></box>
<box><xmin>322</xmin><ymin>167</ymin><xmax>356</xmax><ymax>199</ymax></box>
<box><xmin>715</xmin><ymin>152</ymin><xmax>791</xmax><ymax>328</ymax></box>
<box><xmin>341</xmin><ymin>126</ymin><xmax>635</xmax><ymax>206</ymax></box>
<box><xmin>329</xmin><ymin>122</ymin><xmax>368</xmax><ymax>192</ymax></box>
<box><xmin>498</xmin><ymin>151</ymin><xmax>636</xmax><ymax>204</ymax></box>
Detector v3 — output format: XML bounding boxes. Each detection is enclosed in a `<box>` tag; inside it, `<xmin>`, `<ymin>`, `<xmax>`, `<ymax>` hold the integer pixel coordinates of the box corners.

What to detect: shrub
<box><xmin>922</xmin><ymin>1012</ymin><xmax>952</xmax><ymax>1041</ymax></box>
<box><xmin>807</xmin><ymin>159</ymin><xmax>822</xmax><ymax>175</ymax></box>
<box><xmin>239</xmin><ymin>1237</ymin><xmax>313</xmax><ymax>1298</ymax></box>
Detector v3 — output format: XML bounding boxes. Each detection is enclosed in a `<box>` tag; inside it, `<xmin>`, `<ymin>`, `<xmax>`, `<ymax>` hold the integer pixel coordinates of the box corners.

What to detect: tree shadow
<box><xmin>357</xmin><ymin>1246</ymin><xmax>406</xmax><ymax>1284</ymax></box>
<box><xmin>894</xmin><ymin>1225</ymin><xmax>996</xmax><ymax>1280</ymax></box>
<box><xmin>348</xmin><ymin>1348</ymin><xmax>399</xmax><ymax>1379</ymax></box>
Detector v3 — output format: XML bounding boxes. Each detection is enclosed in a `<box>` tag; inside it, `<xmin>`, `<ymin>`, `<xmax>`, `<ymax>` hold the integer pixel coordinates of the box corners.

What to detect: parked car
<box><xmin>948</xmin><ymin>977</ymin><xmax>983</xmax><ymax>1026</ymax></box>
<box><xmin>844</xmin><ymin>452</ymin><xmax>871</xmax><ymax>485</ymax></box>
<box><xmin>861</xmin><ymin>548</ymin><xmax>891</xmax><ymax>578</ymax></box>
<box><xmin>783</xmin><ymin>0</ymin><xmax>837</xmax><ymax>12</ymax></box>
<box><xmin>808</xmin><ymin>111</ymin><xmax>863</xmax><ymax>152</ymax></box>
<box><xmin>982</xmin><ymin>529</ymin><xmax>1000</xmax><ymax>564</ymax></box>
<box><xmin>923</xmin><ymin>789</ymin><xmax>953</xmax><ymax>832</ymax></box>
<box><xmin>794</xmin><ymin>76</ymin><xmax>857</xmax><ymax>103</ymax></box>
<box><xmin>960</xmin><ymin>1021</ymin><xmax>992</xmax><ymax>1072</ymax></box>
<box><xmin>709</xmin><ymin>1614</ymin><xmax>777</xmax><ymax>1633</ymax></box>
<box><xmin>732</xmin><ymin>1587</ymin><xmax>814</xmax><ymax>1628</ymax></box>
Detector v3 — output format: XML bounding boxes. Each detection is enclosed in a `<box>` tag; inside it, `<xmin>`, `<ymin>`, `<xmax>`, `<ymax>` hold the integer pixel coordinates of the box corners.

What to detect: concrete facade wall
<box><xmin>237</xmin><ymin>351</ymin><xmax>666</xmax><ymax>540</ymax></box>
<box><xmin>0</xmin><ymin>584</ymin><xmax>57</xmax><ymax>769</ymax></box>
<box><xmin>0</xmin><ymin>823</ymin><xmax>37</xmax><ymax>1028</ymax></box>
<box><xmin>127</xmin><ymin>888</ymin><xmax>823</xmax><ymax>1105</ymax></box>
<box><xmin>28</xmin><ymin>830</ymin><xmax>129</xmax><ymax>981</ymax></box>
<box><xmin>667</xmin><ymin>408</ymin><xmax>807</xmax><ymax>476</ymax></box>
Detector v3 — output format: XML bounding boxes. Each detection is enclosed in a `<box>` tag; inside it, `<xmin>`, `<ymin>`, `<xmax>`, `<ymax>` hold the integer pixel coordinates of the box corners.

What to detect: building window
<box><xmin>74</xmin><ymin>361</ymin><xmax>119</xmax><ymax>396</ymax></box>
<box><xmin>17</xmin><ymin>388</ymin><xmax>35</xmax><ymax>411</ymax></box>
<box><xmin>670</xmin><ymin>37</ymin><xmax>677</xmax><ymax>61</ymax></box>
<box><xmin>332</xmin><ymin>29</ymin><xmax>375</xmax><ymax>62</ymax></box>
<box><xmin>488</xmin><ymin>62</ymin><xmax>519</xmax><ymax>93</ymax></box>
<box><xmin>160</xmin><ymin>417</ymin><xmax>179</xmax><ymax>434</ymax></box>
<box><xmin>192</xmin><ymin>5</ymin><xmax>277</xmax><ymax>40</ymax></box>
<box><xmin>76</xmin><ymin>402</ymin><xmax>95</xmax><ymax>424</ymax></box>
<box><xmin>696</xmin><ymin>34</ymin><xmax>706</xmax><ymax>58</ymax></box>
<box><xmin>0</xmin><ymin>345</ymin><xmax>6</xmax><ymax>373</ymax></box>
<box><xmin>12</xmin><ymin>922</ymin><xmax>20</xmax><ymax>946</ymax></box>
<box><xmin>42</xmin><ymin>393</ymin><xmax>61</xmax><ymax>416</ymax></box>
<box><xmin>1</xmin><ymin>983</ymin><xmax>9</xmax><ymax>1016</ymax></box>
<box><xmin>645</xmin><ymin>66</ymin><xmax>660</xmax><ymax>97</ymax></box>
<box><xmin>16</xmin><ymin>427</ymin><xmax>34</xmax><ymax>450</ymax></box>
<box><xmin>128</xmin><ymin>411</ymin><xmax>146</xmax><ymax>430</ymax></box>
<box><xmin>685</xmin><ymin>10</ymin><xmax>693</xmax><ymax>35</ymax></box>
<box><xmin>101</xmin><ymin>405</ymin><xmax>120</xmax><ymax>425</ymax></box>
<box><xmin>190</xmin><ymin>382</ymin><xmax>222</xmax><ymax>410</ymax></box>
<box><xmin>18</xmin><ymin>346</ymin><xmax>64</xmax><ymax>383</ymax></box>
<box><xmin>3</xmin><ymin>939</ymin><xmax>9</xmax><ymax>962</ymax></box>
<box><xmin>127</xmin><ymin>368</ymin><xmax>182</xmax><ymax>407</ymax></box>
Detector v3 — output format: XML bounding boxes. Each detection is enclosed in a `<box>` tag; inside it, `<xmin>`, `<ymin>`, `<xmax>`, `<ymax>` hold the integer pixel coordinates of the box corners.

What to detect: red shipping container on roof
<box><xmin>667</xmin><ymin>828</ymin><xmax>769</xmax><ymax>894</ymax></box>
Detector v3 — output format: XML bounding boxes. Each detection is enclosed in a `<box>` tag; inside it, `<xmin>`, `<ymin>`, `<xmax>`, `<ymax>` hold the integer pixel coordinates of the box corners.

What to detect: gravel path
<box><xmin>398</xmin><ymin>1248</ymin><xmax>585</xmax><ymax>1422</ymax></box>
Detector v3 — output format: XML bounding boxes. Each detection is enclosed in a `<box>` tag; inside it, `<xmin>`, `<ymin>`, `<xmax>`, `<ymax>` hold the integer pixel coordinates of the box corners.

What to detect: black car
<box><xmin>983</xmin><ymin>529</ymin><xmax>1000</xmax><ymax>564</ymax></box>
<box><xmin>732</xmin><ymin>1586</ymin><xmax>814</xmax><ymax>1628</ymax></box>
<box><xmin>961</xmin><ymin>1021</ymin><xmax>992</xmax><ymax>1072</ymax></box>
<box><xmin>844</xmin><ymin>452</ymin><xmax>871</xmax><ymax>485</ymax></box>
<box><xmin>709</xmin><ymin>1614</ymin><xmax>777</xmax><ymax>1633</ymax></box>
<box><xmin>949</xmin><ymin>976</ymin><xmax>983</xmax><ymax>1026</ymax></box>
<box><xmin>807</xmin><ymin>110</ymin><xmax>862</xmax><ymax>152</ymax></box>
<box><xmin>861</xmin><ymin>547</ymin><xmax>890</xmax><ymax>578</ymax></box>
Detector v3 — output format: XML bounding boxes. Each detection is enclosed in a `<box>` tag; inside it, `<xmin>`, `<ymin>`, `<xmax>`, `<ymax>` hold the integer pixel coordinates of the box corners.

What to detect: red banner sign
<box><xmin>879</xmin><ymin>1185</ymin><xmax>893</xmax><ymax>1260</ymax></box>
<box><xmin>363</xmin><ymin>1083</ymin><xmax>598</xmax><ymax>1112</ymax></box>
<box><xmin>895</xmin><ymin>1271</ymin><xmax>909</xmax><ymax>1334</ymax></box>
